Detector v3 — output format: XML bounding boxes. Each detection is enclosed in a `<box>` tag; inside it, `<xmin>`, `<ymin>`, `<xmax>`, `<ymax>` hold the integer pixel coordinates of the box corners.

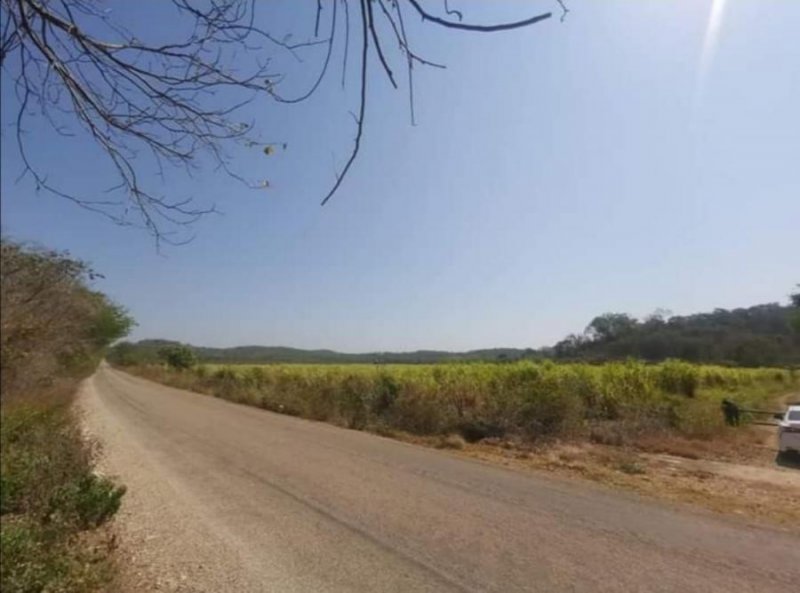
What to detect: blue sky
<box><xmin>1</xmin><ymin>0</ymin><xmax>798</xmax><ymax>351</ymax></box>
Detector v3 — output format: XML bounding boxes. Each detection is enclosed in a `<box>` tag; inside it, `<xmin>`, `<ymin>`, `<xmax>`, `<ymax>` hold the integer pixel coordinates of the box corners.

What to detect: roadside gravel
<box><xmin>78</xmin><ymin>377</ymin><xmax>267</xmax><ymax>593</ymax></box>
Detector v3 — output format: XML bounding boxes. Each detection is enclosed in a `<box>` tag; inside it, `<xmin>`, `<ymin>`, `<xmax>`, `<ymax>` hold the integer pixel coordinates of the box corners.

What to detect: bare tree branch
<box><xmin>268</xmin><ymin>0</ymin><xmax>336</xmax><ymax>104</ymax></box>
<box><xmin>320</xmin><ymin>0</ymin><xmax>369</xmax><ymax>206</ymax></box>
<box><xmin>341</xmin><ymin>0</ymin><xmax>350</xmax><ymax>88</ymax></box>
<box><xmin>392</xmin><ymin>0</ymin><xmax>417</xmax><ymax>125</ymax></box>
<box><xmin>406</xmin><ymin>0</ymin><xmax>551</xmax><ymax>32</ymax></box>
<box><xmin>556</xmin><ymin>0</ymin><xmax>570</xmax><ymax>23</ymax></box>
<box><xmin>1</xmin><ymin>0</ymin><xmax>314</xmax><ymax>242</ymax></box>
<box><xmin>444</xmin><ymin>0</ymin><xmax>463</xmax><ymax>22</ymax></box>
<box><xmin>366</xmin><ymin>0</ymin><xmax>397</xmax><ymax>89</ymax></box>
<box><xmin>1</xmin><ymin>0</ymin><xmax>558</xmax><ymax>237</ymax></box>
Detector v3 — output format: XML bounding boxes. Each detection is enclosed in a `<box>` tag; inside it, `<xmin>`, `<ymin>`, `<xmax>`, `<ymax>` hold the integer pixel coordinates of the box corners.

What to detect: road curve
<box><xmin>80</xmin><ymin>364</ymin><xmax>800</xmax><ymax>593</ymax></box>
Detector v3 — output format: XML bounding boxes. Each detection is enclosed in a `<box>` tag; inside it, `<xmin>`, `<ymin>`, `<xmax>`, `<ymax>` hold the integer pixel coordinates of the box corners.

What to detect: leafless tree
<box><xmin>1</xmin><ymin>1</ymin><xmax>563</xmax><ymax>244</ymax></box>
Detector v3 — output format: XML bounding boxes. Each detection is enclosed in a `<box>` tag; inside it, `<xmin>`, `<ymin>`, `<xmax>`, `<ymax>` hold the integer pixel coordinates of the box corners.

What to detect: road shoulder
<box><xmin>77</xmin><ymin>376</ymin><xmax>267</xmax><ymax>593</ymax></box>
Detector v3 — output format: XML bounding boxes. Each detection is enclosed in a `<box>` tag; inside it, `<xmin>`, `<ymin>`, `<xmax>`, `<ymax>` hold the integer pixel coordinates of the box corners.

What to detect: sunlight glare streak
<box><xmin>696</xmin><ymin>0</ymin><xmax>728</xmax><ymax>107</ymax></box>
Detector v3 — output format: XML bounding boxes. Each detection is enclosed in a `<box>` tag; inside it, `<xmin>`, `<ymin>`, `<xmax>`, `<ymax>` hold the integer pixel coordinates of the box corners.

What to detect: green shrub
<box><xmin>158</xmin><ymin>344</ymin><xmax>197</xmax><ymax>370</ymax></box>
<box><xmin>338</xmin><ymin>374</ymin><xmax>371</xmax><ymax>429</ymax></box>
<box><xmin>0</xmin><ymin>517</ymin><xmax>112</xmax><ymax>593</ymax></box>
<box><xmin>372</xmin><ymin>372</ymin><xmax>400</xmax><ymax>418</ymax></box>
<box><xmin>66</xmin><ymin>474</ymin><xmax>126</xmax><ymax>529</ymax></box>
<box><xmin>657</xmin><ymin>360</ymin><xmax>699</xmax><ymax>397</ymax></box>
<box><xmin>0</xmin><ymin>400</ymin><xmax>124</xmax><ymax>593</ymax></box>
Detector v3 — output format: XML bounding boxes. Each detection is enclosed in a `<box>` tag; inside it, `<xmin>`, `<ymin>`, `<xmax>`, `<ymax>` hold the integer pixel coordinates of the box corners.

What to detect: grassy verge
<box><xmin>125</xmin><ymin>360</ymin><xmax>796</xmax><ymax>448</ymax></box>
<box><xmin>0</xmin><ymin>381</ymin><xmax>125</xmax><ymax>593</ymax></box>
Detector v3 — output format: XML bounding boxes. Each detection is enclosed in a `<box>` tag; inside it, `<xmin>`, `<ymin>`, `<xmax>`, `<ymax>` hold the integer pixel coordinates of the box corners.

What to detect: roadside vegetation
<box><xmin>1</xmin><ymin>239</ymin><xmax>132</xmax><ymax>593</ymax></box>
<box><xmin>113</xmin><ymin>358</ymin><xmax>797</xmax><ymax>449</ymax></box>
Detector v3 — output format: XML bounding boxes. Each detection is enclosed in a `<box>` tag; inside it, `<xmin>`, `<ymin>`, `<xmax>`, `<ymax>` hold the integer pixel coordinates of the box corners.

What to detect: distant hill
<box><xmin>109</xmin><ymin>299</ymin><xmax>800</xmax><ymax>368</ymax></box>
<box><xmin>109</xmin><ymin>339</ymin><xmax>545</xmax><ymax>365</ymax></box>
<box><xmin>554</xmin><ymin>303</ymin><xmax>800</xmax><ymax>367</ymax></box>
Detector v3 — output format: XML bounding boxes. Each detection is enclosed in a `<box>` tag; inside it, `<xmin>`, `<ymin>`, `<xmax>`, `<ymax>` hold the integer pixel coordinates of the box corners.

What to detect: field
<box><xmin>132</xmin><ymin>360</ymin><xmax>798</xmax><ymax>444</ymax></box>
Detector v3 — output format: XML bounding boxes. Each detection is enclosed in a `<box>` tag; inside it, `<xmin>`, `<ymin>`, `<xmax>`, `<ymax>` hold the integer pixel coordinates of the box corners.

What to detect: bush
<box><xmin>0</xmin><ymin>239</ymin><xmax>133</xmax><ymax>400</ymax></box>
<box><xmin>391</xmin><ymin>379</ymin><xmax>449</xmax><ymax>434</ymax></box>
<box><xmin>657</xmin><ymin>360</ymin><xmax>699</xmax><ymax>397</ymax></box>
<box><xmin>1</xmin><ymin>516</ymin><xmax>113</xmax><ymax>593</ymax></box>
<box><xmin>337</xmin><ymin>374</ymin><xmax>371</xmax><ymax>429</ymax></box>
<box><xmin>372</xmin><ymin>372</ymin><xmax>400</xmax><ymax>418</ymax></box>
<box><xmin>456</xmin><ymin>420</ymin><xmax>505</xmax><ymax>443</ymax></box>
<box><xmin>1</xmin><ymin>398</ymin><xmax>124</xmax><ymax>593</ymax></box>
<box><xmin>158</xmin><ymin>345</ymin><xmax>197</xmax><ymax>370</ymax></box>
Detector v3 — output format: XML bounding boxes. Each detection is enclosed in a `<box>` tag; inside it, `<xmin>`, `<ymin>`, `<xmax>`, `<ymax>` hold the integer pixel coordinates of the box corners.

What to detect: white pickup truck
<box><xmin>777</xmin><ymin>404</ymin><xmax>800</xmax><ymax>455</ymax></box>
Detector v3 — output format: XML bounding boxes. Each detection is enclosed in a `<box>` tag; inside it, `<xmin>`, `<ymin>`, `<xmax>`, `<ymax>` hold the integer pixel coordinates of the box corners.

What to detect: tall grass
<box><xmin>131</xmin><ymin>360</ymin><xmax>797</xmax><ymax>443</ymax></box>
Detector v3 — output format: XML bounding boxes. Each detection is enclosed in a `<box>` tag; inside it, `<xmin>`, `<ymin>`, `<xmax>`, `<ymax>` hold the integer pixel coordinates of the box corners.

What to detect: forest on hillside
<box><xmin>554</xmin><ymin>302</ymin><xmax>800</xmax><ymax>367</ymax></box>
<box><xmin>110</xmin><ymin>293</ymin><xmax>800</xmax><ymax>368</ymax></box>
<box><xmin>109</xmin><ymin>340</ymin><xmax>543</xmax><ymax>366</ymax></box>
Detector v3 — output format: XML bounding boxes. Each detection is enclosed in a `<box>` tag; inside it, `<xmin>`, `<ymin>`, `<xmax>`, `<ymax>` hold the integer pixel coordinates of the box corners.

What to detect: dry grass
<box><xmin>436</xmin><ymin>434</ymin><xmax>467</xmax><ymax>450</ymax></box>
<box><xmin>448</xmin><ymin>437</ymin><xmax>800</xmax><ymax>529</ymax></box>
<box><xmin>359</xmin><ymin>414</ymin><xmax>800</xmax><ymax>529</ymax></box>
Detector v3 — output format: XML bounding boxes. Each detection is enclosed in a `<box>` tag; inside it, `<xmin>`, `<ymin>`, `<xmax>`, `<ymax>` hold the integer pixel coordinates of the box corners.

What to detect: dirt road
<box><xmin>80</xmin><ymin>364</ymin><xmax>800</xmax><ymax>593</ymax></box>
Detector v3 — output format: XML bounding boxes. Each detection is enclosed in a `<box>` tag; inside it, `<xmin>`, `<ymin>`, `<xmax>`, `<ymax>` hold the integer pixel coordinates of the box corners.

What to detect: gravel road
<box><xmin>79</xmin><ymin>364</ymin><xmax>800</xmax><ymax>593</ymax></box>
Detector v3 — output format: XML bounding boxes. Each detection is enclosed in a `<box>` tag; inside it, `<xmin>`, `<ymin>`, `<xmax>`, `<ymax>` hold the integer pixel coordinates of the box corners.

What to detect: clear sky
<box><xmin>1</xmin><ymin>1</ymin><xmax>798</xmax><ymax>352</ymax></box>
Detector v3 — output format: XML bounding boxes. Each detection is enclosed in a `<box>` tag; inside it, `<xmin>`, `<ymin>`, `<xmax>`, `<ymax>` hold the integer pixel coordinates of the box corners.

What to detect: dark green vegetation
<box><xmin>0</xmin><ymin>398</ymin><xmax>125</xmax><ymax>593</ymax></box>
<box><xmin>109</xmin><ymin>339</ymin><xmax>545</xmax><ymax>366</ymax></box>
<box><xmin>555</xmin><ymin>301</ymin><xmax>800</xmax><ymax>367</ymax></box>
<box><xmin>791</xmin><ymin>286</ymin><xmax>800</xmax><ymax>333</ymax></box>
<box><xmin>111</xmin><ymin>293</ymin><xmax>800</xmax><ymax>368</ymax></box>
<box><xmin>130</xmin><ymin>361</ymin><xmax>797</xmax><ymax>448</ymax></box>
<box><xmin>1</xmin><ymin>239</ymin><xmax>132</xmax><ymax>593</ymax></box>
<box><xmin>157</xmin><ymin>344</ymin><xmax>198</xmax><ymax>371</ymax></box>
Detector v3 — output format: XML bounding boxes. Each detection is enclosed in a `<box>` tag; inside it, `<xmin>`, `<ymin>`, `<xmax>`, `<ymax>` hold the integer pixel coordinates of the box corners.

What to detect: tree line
<box><xmin>107</xmin><ymin>340</ymin><xmax>545</xmax><ymax>367</ymax></box>
<box><xmin>110</xmin><ymin>288</ymin><xmax>800</xmax><ymax>368</ymax></box>
<box><xmin>554</xmin><ymin>291</ymin><xmax>800</xmax><ymax>367</ymax></box>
